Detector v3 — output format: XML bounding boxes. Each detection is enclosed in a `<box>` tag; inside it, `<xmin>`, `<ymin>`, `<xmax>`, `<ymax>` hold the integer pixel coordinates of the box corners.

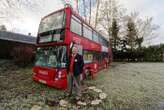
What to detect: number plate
<box><xmin>39</xmin><ymin>79</ymin><xmax>46</xmax><ymax>84</ymax></box>
<box><xmin>38</xmin><ymin>70</ymin><xmax>48</xmax><ymax>75</ymax></box>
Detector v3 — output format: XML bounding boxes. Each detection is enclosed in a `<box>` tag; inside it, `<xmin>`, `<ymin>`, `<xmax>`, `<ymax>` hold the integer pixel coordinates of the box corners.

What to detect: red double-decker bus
<box><xmin>32</xmin><ymin>6</ymin><xmax>112</xmax><ymax>89</ymax></box>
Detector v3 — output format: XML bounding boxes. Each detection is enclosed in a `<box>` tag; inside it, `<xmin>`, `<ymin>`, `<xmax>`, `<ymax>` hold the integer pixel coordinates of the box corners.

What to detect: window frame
<box><xmin>38</xmin><ymin>10</ymin><xmax>65</xmax><ymax>34</ymax></box>
<box><xmin>83</xmin><ymin>23</ymin><xmax>93</xmax><ymax>40</ymax></box>
<box><xmin>70</xmin><ymin>14</ymin><xmax>109</xmax><ymax>46</ymax></box>
<box><xmin>70</xmin><ymin>15</ymin><xmax>82</xmax><ymax>36</ymax></box>
<box><xmin>35</xmin><ymin>46</ymin><xmax>68</xmax><ymax>68</ymax></box>
<box><xmin>93</xmin><ymin>31</ymin><xmax>99</xmax><ymax>43</ymax></box>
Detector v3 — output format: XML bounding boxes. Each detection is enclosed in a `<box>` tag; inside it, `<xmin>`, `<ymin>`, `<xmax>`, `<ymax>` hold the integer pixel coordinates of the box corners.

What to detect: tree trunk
<box><xmin>94</xmin><ymin>0</ymin><xmax>100</xmax><ymax>28</ymax></box>
<box><xmin>89</xmin><ymin>0</ymin><xmax>92</xmax><ymax>25</ymax></box>
<box><xmin>82</xmin><ymin>0</ymin><xmax>86</xmax><ymax>21</ymax></box>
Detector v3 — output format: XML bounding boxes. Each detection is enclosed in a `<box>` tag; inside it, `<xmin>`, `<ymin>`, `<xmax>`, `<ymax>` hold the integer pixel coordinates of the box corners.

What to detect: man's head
<box><xmin>72</xmin><ymin>46</ymin><xmax>78</xmax><ymax>55</ymax></box>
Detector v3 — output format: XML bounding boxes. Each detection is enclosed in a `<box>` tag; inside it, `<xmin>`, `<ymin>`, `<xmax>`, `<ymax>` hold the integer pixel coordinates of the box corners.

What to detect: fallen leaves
<box><xmin>77</xmin><ymin>101</ymin><xmax>87</xmax><ymax>106</ymax></box>
<box><xmin>88</xmin><ymin>86</ymin><xmax>96</xmax><ymax>90</ymax></box>
<box><xmin>88</xmin><ymin>86</ymin><xmax>103</xmax><ymax>93</ymax></box>
<box><xmin>93</xmin><ymin>88</ymin><xmax>103</xmax><ymax>93</ymax></box>
<box><xmin>59</xmin><ymin>100</ymin><xmax>69</xmax><ymax>107</ymax></box>
<box><xmin>99</xmin><ymin>92</ymin><xmax>107</xmax><ymax>100</ymax></box>
<box><xmin>41</xmin><ymin>86</ymin><xmax>108</xmax><ymax>109</ymax></box>
<box><xmin>31</xmin><ymin>105</ymin><xmax>42</xmax><ymax>110</ymax></box>
<box><xmin>58</xmin><ymin>86</ymin><xmax>107</xmax><ymax>108</ymax></box>
<box><xmin>91</xmin><ymin>99</ymin><xmax>102</xmax><ymax>105</ymax></box>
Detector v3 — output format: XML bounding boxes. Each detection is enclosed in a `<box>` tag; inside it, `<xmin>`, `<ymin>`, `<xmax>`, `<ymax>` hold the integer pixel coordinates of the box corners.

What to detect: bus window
<box><xmin>93</xmin><ymin>52</ymin><xmax>102</xmax><ymax>63</ymax></box>
<box><xmin>35</xmin><ymin>46</ymin><xmax>67</xmax><ymax>68</ymax></box>
<box><xmin>102</xmin><ymin>38</ymin><xmax>108</xmax><ymax>47</ymax></box>
<box><xmin>83</xmin><ymin>24</ymin><xmax>92</xmax><ymax>40</ymax></box>
<box><xmin>39</xmin><ymin>34</ymin><xmax>53</xmax><ymax>43</ymax></box>
<box><xmin>70</xmin><ymin>16</ymin><xmax>82</xmax><ymax>35</ymax></box>
<box><xmin>93</xmin><ymin>31</ymin><xmax>99</xmax><ymax>43</ymax></box>
<box><xmin>98</xmin><ymin>36</ymin><xmax>103</xmax><ymax>45</ymax></box>
<box><xmin>38</xmin><ymin>11</ymin><xmax>65</xmax><ymax>34</ymax></box>
<box><xmin>83</xmin><ymin>51</ymin><xmax>93</xmax><ymax>63</ymax></box>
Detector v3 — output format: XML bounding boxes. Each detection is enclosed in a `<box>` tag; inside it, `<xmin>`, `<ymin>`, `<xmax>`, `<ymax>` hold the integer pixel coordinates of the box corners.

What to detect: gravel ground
<box><xmin>0</xmin><ymin>60</ymin><xmax>164</xmax><ymax>110</ymax></box>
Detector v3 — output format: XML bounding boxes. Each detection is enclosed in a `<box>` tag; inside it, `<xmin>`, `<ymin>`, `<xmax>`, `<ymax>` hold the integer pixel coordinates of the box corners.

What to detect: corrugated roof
<box><xmin>0</xmin><ymin>31</ymin><xmax>36</xmax><ymax>44</ymax></box>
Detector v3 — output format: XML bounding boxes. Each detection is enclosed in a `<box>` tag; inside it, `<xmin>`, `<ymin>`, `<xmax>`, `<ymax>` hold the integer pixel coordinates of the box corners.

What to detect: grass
<box><xmin>0</xmin><ymin>60</ymin><xmax>62</xmax><ymax>110</ymax></box>
<box><xmin>0</xmin><ymin>60</ymin><xmax>164</xmax><ymax>110</ymax></box>
<box><xmin>86</xmin><ymin>62</ymin><xmax>164</xmax><ymax>110</ymax></box>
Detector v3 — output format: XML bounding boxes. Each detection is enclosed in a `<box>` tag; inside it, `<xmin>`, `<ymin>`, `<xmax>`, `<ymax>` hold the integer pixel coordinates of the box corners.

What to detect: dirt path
<box><xmin>0</xmin><ymin>61</ymin><xmax>164</xmax><ymax>110</ymax></box>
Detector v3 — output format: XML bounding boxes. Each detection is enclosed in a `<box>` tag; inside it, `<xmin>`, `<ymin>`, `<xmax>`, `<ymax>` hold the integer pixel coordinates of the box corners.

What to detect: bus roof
<box><xmin>41</xmin><ymin>8</ymin><xmax>65</xmax><ymax>20</ymax></box>
<box><xmin>40</xmin><ymin>6</ymin><xmax>109</xmax><ymax>43</ymax></box>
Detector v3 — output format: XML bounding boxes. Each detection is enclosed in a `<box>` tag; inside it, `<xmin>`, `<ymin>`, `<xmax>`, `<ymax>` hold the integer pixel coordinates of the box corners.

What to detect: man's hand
<box><xmin>70</xmin><ymin>72</ymin><xmax>73</xmax><ymax>76</ymax></box>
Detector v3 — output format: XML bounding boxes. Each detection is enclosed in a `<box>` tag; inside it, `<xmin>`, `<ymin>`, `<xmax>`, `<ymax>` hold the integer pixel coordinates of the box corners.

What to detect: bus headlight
<box><xmin>58</xmin><ymin>71</ymin><xmax>62</xmax><ymax>78</ymax></box>
<box><xmin>56</xmin><ymin>71</ymin><xmax>66</xmax><ymax>79</ymax></box>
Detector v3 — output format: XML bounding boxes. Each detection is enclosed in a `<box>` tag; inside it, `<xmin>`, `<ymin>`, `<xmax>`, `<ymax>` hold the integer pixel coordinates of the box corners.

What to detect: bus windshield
<box><xmin>38</xmin><ymin>11</ymin><xmax>65</xmax><ymax>34</ymax></box>
<box><xmin>35</xmin><ymin>46</ymin><xmax>67</xmax><ymax>68</ymax></box>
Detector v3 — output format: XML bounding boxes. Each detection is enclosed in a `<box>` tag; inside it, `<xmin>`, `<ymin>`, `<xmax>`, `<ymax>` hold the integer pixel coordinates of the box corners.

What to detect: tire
<box><xmin>85</xmin><ymin>69</ymin><xmax>91</xmax><ymax>80</ymax></box>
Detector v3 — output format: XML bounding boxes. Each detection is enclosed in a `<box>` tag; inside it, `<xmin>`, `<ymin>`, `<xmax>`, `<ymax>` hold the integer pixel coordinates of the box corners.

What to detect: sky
<box><xmin>0</xmin><ymin>0</ymin><xmax>64</xmax><ymax>35</ymax></box>
<box><xmin>0</xmin><ymin>0</ymin><xmax>163</xmax><ymax>45</ymax></box>
<box><xmin>119</xmin><ymin>0</ymin><xmax>164</xmax><ymax>45</ymax></box>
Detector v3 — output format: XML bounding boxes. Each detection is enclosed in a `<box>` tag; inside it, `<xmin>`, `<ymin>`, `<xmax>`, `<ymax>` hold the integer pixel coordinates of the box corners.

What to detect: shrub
<box><xmin>113</xmin><ymin>46</ymin><xmax>163</xmax><ymax>62</ymax></box>
<box><xmin>10</xmin><ymin>46</ymin><xmax>34</xmax><ymax>67</ymax></box>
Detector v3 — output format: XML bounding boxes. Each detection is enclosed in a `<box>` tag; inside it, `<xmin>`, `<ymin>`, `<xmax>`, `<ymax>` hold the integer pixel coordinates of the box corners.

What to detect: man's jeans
<box><xmin>67</xmin><ymin>73</ymin><xmax>81</xmax><ymax>97</ymax></box>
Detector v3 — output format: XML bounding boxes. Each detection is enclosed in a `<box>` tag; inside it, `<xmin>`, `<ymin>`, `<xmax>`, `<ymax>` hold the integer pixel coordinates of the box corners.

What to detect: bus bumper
<box><xmin>32</xmin><ymin>75</ymin><xmax>67</xmax><ymax>90</ymax></box>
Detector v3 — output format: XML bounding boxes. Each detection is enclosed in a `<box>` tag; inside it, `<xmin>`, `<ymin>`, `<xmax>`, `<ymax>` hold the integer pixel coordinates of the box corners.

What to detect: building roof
<box><xmin>0</xmin><ymin>31</ymin><xmax>36</xmax><ymax>44</ymax></box>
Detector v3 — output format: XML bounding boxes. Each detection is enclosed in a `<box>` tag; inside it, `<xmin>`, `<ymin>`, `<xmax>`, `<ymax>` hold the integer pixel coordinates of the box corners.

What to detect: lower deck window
<box><xmin>35</xmin><ymin>46</ymin><xmax>67</xmax><ymax>68</ymax></box>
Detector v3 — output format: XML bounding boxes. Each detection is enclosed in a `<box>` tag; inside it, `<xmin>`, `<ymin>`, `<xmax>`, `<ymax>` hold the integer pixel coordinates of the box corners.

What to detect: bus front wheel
<box><xmin>84</xmin><ymin>69</ymin><xmax>91</xmax><ymax>80</ymax></box>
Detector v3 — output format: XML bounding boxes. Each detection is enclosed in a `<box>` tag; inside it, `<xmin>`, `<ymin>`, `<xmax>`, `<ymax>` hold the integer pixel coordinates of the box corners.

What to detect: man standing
<box><xmin>67</xmin><ymin>46</ymin><xmax>84</xmax><ymax>99</ymax></box>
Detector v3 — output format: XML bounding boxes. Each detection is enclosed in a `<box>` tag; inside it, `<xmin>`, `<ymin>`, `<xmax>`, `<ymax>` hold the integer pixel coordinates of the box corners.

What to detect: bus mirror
<box><xmin>70</xmin><ymin>42</ymin><xmax>73</xmax><ymax>48</ymax></box>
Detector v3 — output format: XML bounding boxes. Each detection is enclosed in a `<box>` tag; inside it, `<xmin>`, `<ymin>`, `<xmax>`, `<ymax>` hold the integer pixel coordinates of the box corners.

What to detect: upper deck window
<box><xmin>93</xmin><ymin>31</ymin><xmax>99</xmax><ymax>43</ymax></box>
<box><xmin>38</xmin><ymin>11</ymin><xmax>65</xmax><ymax>34</ymax></box>
<box><xmin>70</xmin><ymin>16</ymin><xmax>82</xmax><ymax>35</ymax></box>
<box><xmin>83</xmin><ymin>24</ymin><xmax>92</xmax><ymax>40</ymax></box>
<box><xmin>99</xmin><ymin>35</ymin><xmax>109</xmax><ymax>47</ymax></box>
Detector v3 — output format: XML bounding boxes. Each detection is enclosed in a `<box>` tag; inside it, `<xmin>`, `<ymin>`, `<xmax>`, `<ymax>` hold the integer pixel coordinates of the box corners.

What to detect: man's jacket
<box><xmin>68</xmin><ymin>53</ymin><xmax>84</xmax><ymax>76</ymax></box>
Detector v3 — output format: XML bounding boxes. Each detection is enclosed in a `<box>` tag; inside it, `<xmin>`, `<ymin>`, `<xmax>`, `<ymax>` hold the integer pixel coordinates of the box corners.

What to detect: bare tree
<box><xmin>94</xmin><ymin>0</ymin><xmax>101</xmax><ymax>28</ymax></box>
<box><xmin>137</xmin><ymin>17</ymin><xmax>159</xmax><ymax>46</ymax></box>
<box><xmin>126</xmin><ymin>12</ymin><xmax>159</xmax><ymax>47</ymax></box>
<box><xmin>126</xmin><ymin>18</ymin><xmax>137</xmax><ymax>50</ymax></box>
<box><xmin>88</xmin><ymin>0</ymin><xmax>92</xmax><ymax>25</ymax></box>
<box><xmin>82</xmin><ymin>0</ymin><xmax>87</xmax><ymax>20</ymax></box>
<box><xmin>96</xmin><ymin>0</ymin><xmax>126</xmax><ymax>40</ymax></box>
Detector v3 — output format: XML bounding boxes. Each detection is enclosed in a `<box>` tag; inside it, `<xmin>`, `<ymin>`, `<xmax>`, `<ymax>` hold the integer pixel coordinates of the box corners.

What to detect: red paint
<box><xmin>32</xmin><ymin>6</ymin><xmax>112</xmax><ymax>89</ymax></box>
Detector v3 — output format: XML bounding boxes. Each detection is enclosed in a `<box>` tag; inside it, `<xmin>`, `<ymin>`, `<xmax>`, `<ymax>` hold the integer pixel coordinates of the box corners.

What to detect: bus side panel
<box><xmin>70</xmin><ymin>33</ymin><xmax>101</xmax><ymax>51</ymax></box>
<box><xmin>64</xmin><ymin>7</ymin><xmax>71</xmax><ymax>45</ymax></box>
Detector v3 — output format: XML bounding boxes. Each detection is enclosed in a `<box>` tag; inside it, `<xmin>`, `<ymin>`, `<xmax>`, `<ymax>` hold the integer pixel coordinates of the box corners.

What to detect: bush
<box><xmin>10</xmin><ymin>46</ymin><xmax>34</xmax><ymax>67</ymax></box>
<box><xmin>112</xmin><ymin>44</ymin><xmax>164</xmax><ymax>62</ymax></box>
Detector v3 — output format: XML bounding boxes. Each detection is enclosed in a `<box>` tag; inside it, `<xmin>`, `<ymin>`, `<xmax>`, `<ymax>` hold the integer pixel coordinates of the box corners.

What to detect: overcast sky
<box><xmin>119</xmin><ymin>0</ymin><xmax>164</xmax><ymax>45</ymax></box>
<box><xmin>0</xmin><ymin>0</ymin><xmax>64</xmax><ymax>35</ymax></box>
<box><xmin>0</xmin><ymin>0</ymin><xmax>163</xmax><ymax>45</ymax></box>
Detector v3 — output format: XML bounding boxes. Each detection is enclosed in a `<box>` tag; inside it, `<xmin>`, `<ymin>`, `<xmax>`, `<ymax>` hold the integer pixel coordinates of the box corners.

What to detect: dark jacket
<box><xmin>68</xmin><ymin>53</ymin><xmax>84</xmax><ymax>76</ymax></box>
